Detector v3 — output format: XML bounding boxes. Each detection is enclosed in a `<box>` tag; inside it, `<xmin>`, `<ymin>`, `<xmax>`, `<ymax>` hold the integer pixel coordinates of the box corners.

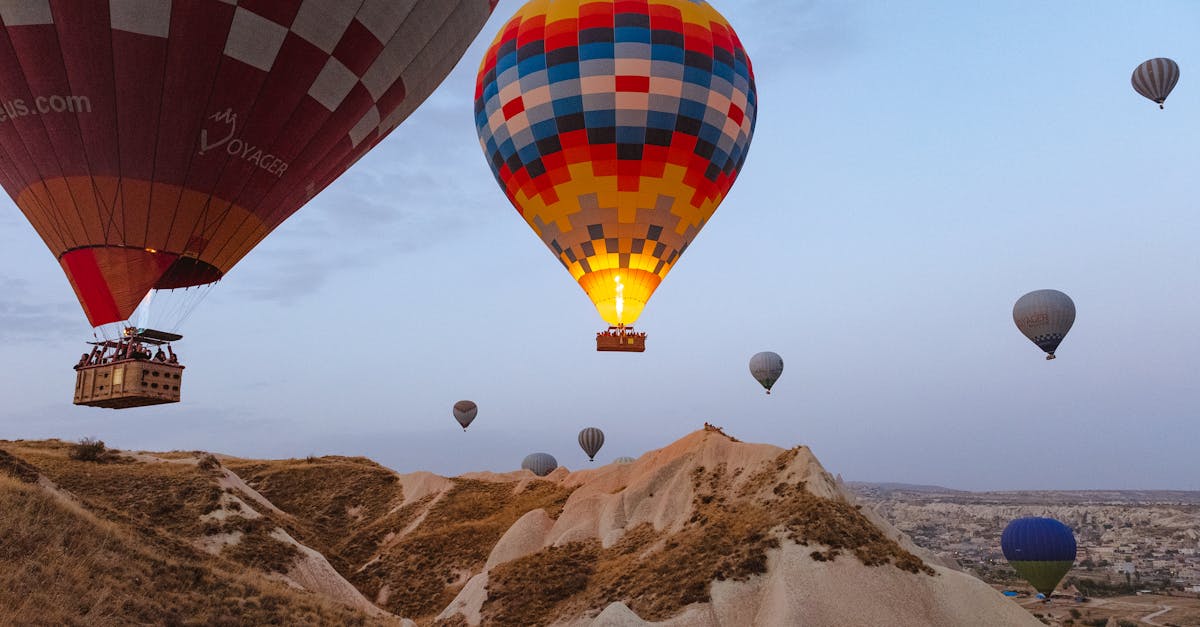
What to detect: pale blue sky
<box><xmin>1</xmin><ymin>1</ymin><xmax>1198</xmax><ymax>490</ymax></box>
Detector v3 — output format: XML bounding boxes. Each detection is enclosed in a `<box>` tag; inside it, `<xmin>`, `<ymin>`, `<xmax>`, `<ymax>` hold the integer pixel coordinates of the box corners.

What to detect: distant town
<box><xmin>848</xmin><ymin>483</ymin><xmax>1200</xmax><ymax>596</ymax></box>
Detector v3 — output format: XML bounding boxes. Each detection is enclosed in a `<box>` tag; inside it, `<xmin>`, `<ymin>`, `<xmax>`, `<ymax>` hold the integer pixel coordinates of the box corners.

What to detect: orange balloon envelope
<box><xmin>474</xmin><ymin>0</ymin><xmax>757</xmax><ymax>327</ymax></box>
<box><xmin>0</xmin><ymin>1</ymin><xmax>493</xmax><ymax>329</ymax></box>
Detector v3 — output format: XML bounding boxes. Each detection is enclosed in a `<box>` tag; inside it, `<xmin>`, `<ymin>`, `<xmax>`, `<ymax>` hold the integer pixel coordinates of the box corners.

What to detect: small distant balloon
<box><xmin>613</xmin><ymin>456</ymin><xmax>636</xmax><ymax>464</ymax></box>
<box><xmin>521</xmin><ymin>453</ymin><xmax>558</xmax><ymax>477</ymax></box>
<box><xmin>1013</xmin><ymin>290</ymin><xmax>1075</xmax><ymax>360</ymax></box>
<box><xmin>452</xmin><ymin>401</ymin><xmax>478</xmax><ymax>431</ymax></box>
<box><xmin>749</xmin><ymin>351</ymin><xmax>784</xmax><ymax>394</ymax></box>
<box><xmin>578</xmin><ymin>427</ymin><xmax>605</xmax><ymax>462</ymax></box>
<box><xmin>1001</xmin><ymin>517</ymin><xmax>1077</xmax><ymax>596</ymax></box>
<box><xmin>1132</xmin><ymin>58</ymin><xmax>1180</xmax><ymax>109</ymax></box>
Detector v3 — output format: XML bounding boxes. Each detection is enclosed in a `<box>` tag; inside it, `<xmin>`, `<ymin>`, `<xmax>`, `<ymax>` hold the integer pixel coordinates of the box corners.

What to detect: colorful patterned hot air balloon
<box><xmin>1013</xmin><ymin>290</ymin><xmax>1076</xmax><ymax>360</ymax></box>
<box><xmin>577</xmin><ymin>426</ymin><xmax>605</xmax><ymax>461</ymax></box>
<box><xmin>0</xmin><ymin>1</ymin><xmax>493</xmax><ymax>335</ymax></box>
<box><xmin>453</xmin><ymin>400</ymin><xmax>479</xmax><ymax>431</ymax></box>
<box><xmin>1132</xmin><ymin>58</ymin><xmax>1180</xmax><ymax>109</ymax></box>
<box><xmin>1001</xmin><ymin>517</ymin><xmax>1077</xmax><ymax>596</ymax></box>
<box><xmin>474</xmin><ymin>0</ymin><xmax>756</xmax><ymax>348</ymax></box>
<box><xmin>521</xmin><ymin>452</ymin><xmax>558</xmax><ymax>477</ymax></box>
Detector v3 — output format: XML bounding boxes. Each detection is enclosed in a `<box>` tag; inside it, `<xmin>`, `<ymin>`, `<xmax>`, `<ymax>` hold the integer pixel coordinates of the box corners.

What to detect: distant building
<box><xmin>1114</xmin><ymin>562</ymin><xmax>1136</xmax><ymax>575</ymax></box>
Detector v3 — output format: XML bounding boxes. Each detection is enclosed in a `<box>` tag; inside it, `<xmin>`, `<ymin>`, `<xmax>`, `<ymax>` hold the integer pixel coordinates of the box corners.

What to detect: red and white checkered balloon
<box><xmin>0</xmin><ymin>0</ymin><xmax>493</xmax><ymax>327</ymax></box>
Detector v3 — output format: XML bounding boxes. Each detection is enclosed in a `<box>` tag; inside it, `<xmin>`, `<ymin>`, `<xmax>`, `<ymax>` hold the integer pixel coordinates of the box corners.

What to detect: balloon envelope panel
<box><xmin>474</xmin><ymin>0</ymin><xmax>756</xmax><ymax>325</ymax></box>
<box><xmin>0</xmin><ymin>1</ymin><xmax>494</xmax><ymax>327</ymax></box>
<box><xmin>1007</xmin><ymin>560</ymin><xmax>1076</xmax><ymax>596</ymax></box>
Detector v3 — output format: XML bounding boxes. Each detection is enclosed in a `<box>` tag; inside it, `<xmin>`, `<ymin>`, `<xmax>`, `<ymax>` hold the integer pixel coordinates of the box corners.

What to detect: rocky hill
<box><xmin>0</xmin><ymin>427</ymin><xmax>1038</xmax><ymax>626</ymax></box>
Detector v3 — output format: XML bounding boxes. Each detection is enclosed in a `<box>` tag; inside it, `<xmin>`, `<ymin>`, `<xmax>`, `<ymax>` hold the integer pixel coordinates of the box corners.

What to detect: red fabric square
<box><xmin>502</xmin><ymin>97</ymin><xmax>526</xmax><ymax>119</ymax></box>
<box><xmin>332</xmin><ymin>19</ymin><xmax>383</xmax><ymax>76</ymax></box>
<box><xmin>616</xmin><ymin>75</ymin><xmax>650</xmax><ymax>92</ymax></box>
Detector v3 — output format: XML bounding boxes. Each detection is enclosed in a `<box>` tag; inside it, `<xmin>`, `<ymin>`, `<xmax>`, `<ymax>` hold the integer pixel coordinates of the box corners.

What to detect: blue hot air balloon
<box><xmin>1001</xmin><ymin>517</ymin><xmax>1077</xmax><ymax>596</ymax></box>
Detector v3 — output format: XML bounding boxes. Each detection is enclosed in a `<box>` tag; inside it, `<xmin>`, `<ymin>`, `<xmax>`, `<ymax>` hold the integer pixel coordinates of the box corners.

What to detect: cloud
<box><xmin>0</xmin><ymin>276</ymin><xmax>78</xmax><ymax>343</ymax></box>
<box><xmin>229</xmin><ymin>52</ymin><xmax>506</xmax><ymax>305</ymax></box>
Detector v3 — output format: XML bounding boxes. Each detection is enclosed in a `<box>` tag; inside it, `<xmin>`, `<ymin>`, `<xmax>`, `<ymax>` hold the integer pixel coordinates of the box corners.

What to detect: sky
<box><xmin>1</xmin><ymin>1</ymin><xmax>1198</xmax><ymax>491</ymax></box>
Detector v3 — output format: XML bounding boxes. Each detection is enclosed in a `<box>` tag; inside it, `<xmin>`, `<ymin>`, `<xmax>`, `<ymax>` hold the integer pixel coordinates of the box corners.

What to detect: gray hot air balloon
<box><xmin>521</xmin><ymin>452</ymin><xmax>558</xmax><ymax>477</ymax></box>
<box><xmin>613</xmin><ymin>456</ymin><xmax>636</xmax><ymax>464</ymax></box>
<box><xmin>578</xmin><ymin>427</ymin><xmax>605</xmax><ymax>461</ymax></box>
<box><xmin>1132</xmin><ymin>58</ymin><xmax>1180</xmax><ymax>109</ymax></box>
<box><xmin>452</xmin><ymin>400</ymin><xmax>478</xmax><ymax>431</ymax></box>
<box><xmin>1013</xmin><ymin>290</ymin><xmax>1076</xmax><ymax>360</ymax></box>
<box><xmin>749</xmin><ymin>351</ymin><xmax>784</xmax><ymax>394</ymax></box>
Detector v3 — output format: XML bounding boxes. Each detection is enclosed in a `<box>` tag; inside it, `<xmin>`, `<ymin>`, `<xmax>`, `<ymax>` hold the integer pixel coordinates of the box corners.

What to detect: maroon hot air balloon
<box><xmin>0</xmin><ymin>1</ymin><xmax>494</xmax><ymax>407</ymax></box>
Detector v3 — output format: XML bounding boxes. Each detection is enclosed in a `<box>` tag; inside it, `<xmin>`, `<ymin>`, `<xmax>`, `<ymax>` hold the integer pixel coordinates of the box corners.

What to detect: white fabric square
<box><xmin>348</xmin><ymin>105</ymin><xmax>379</xmax><ymax>147</ymax></box>
<box><xmin>356</xmin><ymin>0</ymin><xmax>417</xmax><ymax>43</ymax></box>
<box><xmin>291</xmin><ymin>0</ymin><xmax>358</xmax><ymax>54</ymax></box>
<box><xmin>224</xmin><ymin>7</ymin><xmax>288</xmax><ymax>72</ymax></box>
<box><xmin>308</xmin><ymin>57</ymin><xmax>358</xmax><ymax>111</ymax></box>
<box><xmin>110</xmin><ymin>0</ymin><xmax>170</xmax><ymax>38</ymax></box>
<box><xmin>0</xmin><ymin>0</ymin><xmax>52</xmax><ymax>26</ymax></box>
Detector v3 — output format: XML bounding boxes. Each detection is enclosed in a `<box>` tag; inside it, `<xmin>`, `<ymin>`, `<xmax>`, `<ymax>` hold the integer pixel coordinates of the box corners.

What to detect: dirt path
<box><xmin>1141</xmin><ymin>605</ymin><xmax>1173</xmax><ymax>626</ymax></box>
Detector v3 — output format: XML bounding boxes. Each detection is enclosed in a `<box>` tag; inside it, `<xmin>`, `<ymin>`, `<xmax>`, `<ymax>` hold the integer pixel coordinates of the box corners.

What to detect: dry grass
<box><xmin>353</xmin><ymin>478</ymin><xmax>574</xmax><ymax>622</ymax></box>
<box><xmin>0</xmin><ymin>473</ymin><xmax>387</xmax><ymax>626</ymax></box>
<box><xmin>333</xmin><ymin>494</ymin><xmax>435</xmax><ymax>569</ymax></box>
<box><xmin>222</xmin><ymin>456</ymin><xmax>573</xmax><ymax>622</ymax></box>
<box><xmin>223</xmin><ymin>455</ymin><xmax>410</xmax><ymax>580</ymax></box>
<box><xmin>484</xmin><ymin>541</ymin><xmax>601</xmax><ymax>625</ymax></box>
<box><xmin>226</xmin><ymin>456</ymin><xmax>403</xmax><ymax>523</ymax></box>
<box><xmin>482</xmin><ymin>451</ymin><xmax>933</xmax><ymax>625</ymax></box>
<box><xmin>227</xmin><ymin>457</ymin><xmax>402</xmax><ymax>535</ymax></box>
<box><xmin>0</xmin><ymin>447</ymin><xmax>39</xmax><ymax>483</ymax></box>
<box><xmin>211</xmin><ymin>516</ymin><xmax>301</xmax><ymax>574</ymax></box>
<box><xmin>6</xmin><ymin>442</ymin><xmax>225</xmax><ymax>557</ymax></box>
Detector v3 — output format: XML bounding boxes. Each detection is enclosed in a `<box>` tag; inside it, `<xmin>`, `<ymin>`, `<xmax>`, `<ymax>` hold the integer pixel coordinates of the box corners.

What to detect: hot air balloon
<box><xmin>453</xmin><ymin>400</ymin><xmax>478</xmax><ymax>431</ymax></box>
<box><xmin>474</xmin><ymin>0</ymin><xmax>757</xmax><ymax>352</ymax></box>
<box><xmin>1013</xmin><ymin>290</ymin><xmax>1075</xmax><ymax>360</ymax></box>
<box><xmin>613</xmin><ymin>456</ymin><xmax>636</xmax><ymax>464</ymax></box>
<box><xmin>1132</xmin><ymin>58</ymin><xmax>1180</xmax><ymax>109</ymax></box>
<box><xmin>749</xmin><ymin>351</ymin><xmax>783</xmax><ymax>394</ymax></box>
<box><xmin>1001</xmin><ymin>517</ymin><xmax>1077</xmax><ymax>596</ymax></box>
<box><xmin>0</xmin><ymin>2</ymin><xmax>494</xmax><ymax>408</ymax></box>
<box><xmin>521</xmin><ymin>452</ymin><xmax>558</xmax><ymax>477</ymax></box>
<box><xmin>578</xmin><ymin>427</ymin><xmax>605</xmax><ymax>461</ymax></box>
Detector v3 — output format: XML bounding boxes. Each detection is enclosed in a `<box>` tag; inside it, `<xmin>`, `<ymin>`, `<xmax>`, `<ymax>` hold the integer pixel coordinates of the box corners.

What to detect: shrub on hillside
<box><xmin>69</xmin><ymin>437</ymin><xmax>109</xmax><ymax>462</ymax></box>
